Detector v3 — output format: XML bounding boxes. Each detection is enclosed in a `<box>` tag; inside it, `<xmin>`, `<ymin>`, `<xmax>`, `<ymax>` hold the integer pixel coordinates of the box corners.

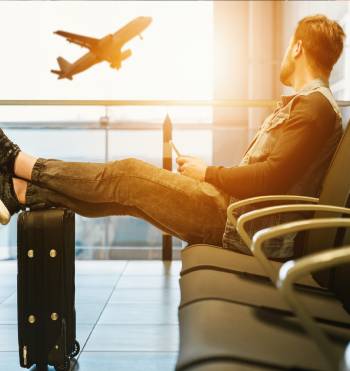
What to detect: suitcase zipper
<box><xmin>23</xmin><ymin>345</ymin><xmax>28</xmax><ymax>366</ymax></box>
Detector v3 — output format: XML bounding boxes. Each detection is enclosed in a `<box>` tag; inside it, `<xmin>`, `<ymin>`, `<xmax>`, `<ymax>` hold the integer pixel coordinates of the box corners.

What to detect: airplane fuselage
<box><xmin>65</xmin><ymin>53</ymin><xmax>99</xmax><ymax>78</ymax></box>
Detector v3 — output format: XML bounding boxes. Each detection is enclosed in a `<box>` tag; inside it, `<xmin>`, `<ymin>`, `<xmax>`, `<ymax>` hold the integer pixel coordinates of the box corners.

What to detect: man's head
<box><xmin>280</xmin><ymin>15</ymin><xmax>345</xmax><ymax>87</ymax></box>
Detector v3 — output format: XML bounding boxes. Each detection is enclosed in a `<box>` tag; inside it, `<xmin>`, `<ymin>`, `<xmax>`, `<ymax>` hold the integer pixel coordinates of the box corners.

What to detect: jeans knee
<box><xmin>111</xmin><ymin>157</ymin><xmax>144</xmax><ymax>174</ymax></box>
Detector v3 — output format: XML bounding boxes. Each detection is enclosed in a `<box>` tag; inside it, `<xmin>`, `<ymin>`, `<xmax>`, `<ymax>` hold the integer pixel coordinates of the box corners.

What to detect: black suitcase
<box><xmin>17</xmin><ymin>208</ymin><xmax>80</xmax><ymax>371</ymax></box>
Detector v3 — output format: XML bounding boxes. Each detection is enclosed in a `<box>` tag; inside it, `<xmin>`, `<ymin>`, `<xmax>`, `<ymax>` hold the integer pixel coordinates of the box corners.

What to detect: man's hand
<box><xmin>176</xmin><ymin>156</ymin><xmax>207</xmax><ymax>181</ymax></box>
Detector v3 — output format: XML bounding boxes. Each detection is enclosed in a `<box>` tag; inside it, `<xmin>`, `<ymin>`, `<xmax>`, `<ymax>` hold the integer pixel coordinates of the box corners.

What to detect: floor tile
<box><xmin>75</xmin><ymin>325</ymin><xmax>95</xmax><ymax>351</ymax></box>
<box><xmin>75</xmin><ymin>274</ymin><xmax>119</xmax><ymax>288</ymax></box>
<box><xmin>0</xmin><ymin>261</ymin><xmax>17</xmax><ymax>274</ymax></box>
<box><xmin>0</xmin><ymin>275</ymin><xmax>16</xmax><ymax>287</ymax></box>
<box><xmin>0</xmin><ymin>288</ymin><xmax>16</xmax><ymax>304</ymax></box>
<box><xmin>76</xmin><ymin>303</ymin><xmax>106</xmax><ymax>325</ymax></box>
<box><xmin>75</xmin><ymin>287</ymin><xmax>113</xmax><ymax>304</ymax></box>
<box><xmin>0</xmin><ymin>324</ymin><xmax>93</xmax><ymax>352</ymax></box>
<box><xmin>0</xmin><ymin>304</ymin><xmax>16</xmax><ymax>324</ymax></box>
<box><xmin>73</xmin><ymin>352</ymin><xmax>177</xmax><ymax>371</ymax></box>
<box><xmin>116</xmin><ymin>276</ymin><xmax>179</xmax><ymax>289</ymax></box>
<box><xmin>98</xmin><ymin>303</ymin><xmax>178</xmax><ymax>325</ymax></box>
<box><xmin>0</xmin><ymin>325</ymin><xmax>18</xmax><ymax>351</ymax></box>
<box><xmin>0</xmin><ymin>352</ymin><xmax>22</xmax><ymax>371</ymax></box>
<box><xmin>85</xmin><ymin>324</ymin><xmax>179</xmax><ymax>351</ymax></box>
<box><xmin>75</xmin><ymin>261</ymin><xmax>127</xmax><ymax>275</ymax></box>
<box><xmin>109</xmin><ymin>288</ymin><xmax>180</xmax><ymax>304</ymax></box>
<box><xmin>123</xmin><ymin>261</ymin><xmax>181</xmax><ymax>276</ymax></box>
<box><xmin>1</xmin><ymin>293</ymin><xmax>16</xmax><ymax>305</ymax></box>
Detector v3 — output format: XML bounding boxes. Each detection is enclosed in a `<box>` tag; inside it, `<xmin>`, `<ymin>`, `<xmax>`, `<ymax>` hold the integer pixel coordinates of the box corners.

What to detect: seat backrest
<box><xmin>305</xmin><ymin>119</ymin><xmax>350</xmax><ymax>292</ymax></box>
<box><xmin>318</xmin><ymin>119</ymin><xmax>350</xmax><ymax>211</ymax></box>
<box><xmin>330</xmin><ymin>223</ymin><xmax>350</xmax><ymax>312</ymax></box>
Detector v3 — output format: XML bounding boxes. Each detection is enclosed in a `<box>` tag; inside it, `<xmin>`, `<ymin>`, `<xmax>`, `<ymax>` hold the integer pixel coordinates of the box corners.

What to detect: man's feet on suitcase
<box><xmin>0</xmin><ymin>129</ymin><xmax>21</xmax><ymax>174</ymax></box>
<box><xmin>0</xmin><ymin>173</ymin><xmax>23</xmax><ymax>225</ymax></box>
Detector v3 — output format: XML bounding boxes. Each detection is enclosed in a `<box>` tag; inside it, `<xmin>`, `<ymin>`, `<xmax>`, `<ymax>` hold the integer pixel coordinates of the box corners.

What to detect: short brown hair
<box><xmin>294</xmin><ymin>15</ymin><xmax>346</xmax><ymax>76</ymax></box>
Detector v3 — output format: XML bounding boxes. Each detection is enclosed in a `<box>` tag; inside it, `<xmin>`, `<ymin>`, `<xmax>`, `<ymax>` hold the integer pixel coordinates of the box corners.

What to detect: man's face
<box><xmin>280</xmin><ymin>37</ymin><xmax>296</xmax><ymax>86</ymax></box>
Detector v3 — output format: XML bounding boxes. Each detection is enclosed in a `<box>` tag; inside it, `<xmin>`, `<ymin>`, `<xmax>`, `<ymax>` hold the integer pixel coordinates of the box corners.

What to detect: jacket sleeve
<box><xmin>204</xmin><ymin>92</ymin><xmax>337</xmax><ymax>199</ymax></box>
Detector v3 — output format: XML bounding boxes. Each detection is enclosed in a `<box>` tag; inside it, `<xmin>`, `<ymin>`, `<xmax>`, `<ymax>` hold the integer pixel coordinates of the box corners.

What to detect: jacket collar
<box><xmin>280</xmin><ymin>78</ymin><xmax>329</xmax><ymax>107</ymax></box>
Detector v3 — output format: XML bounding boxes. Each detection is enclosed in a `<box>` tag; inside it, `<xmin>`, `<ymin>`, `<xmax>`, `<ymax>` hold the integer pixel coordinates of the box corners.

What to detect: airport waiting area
<box><xmin>1</xmin><ymin>1</ymin><xmax>350</xmax><ymax>370</ymax></box>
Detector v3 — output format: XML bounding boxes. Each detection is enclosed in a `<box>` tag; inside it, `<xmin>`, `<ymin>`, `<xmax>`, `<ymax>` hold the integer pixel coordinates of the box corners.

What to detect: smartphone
<box><xmin>169</xmin><ymin>140</ymin><xmax>181</xmax><ymax>157</ymax></box>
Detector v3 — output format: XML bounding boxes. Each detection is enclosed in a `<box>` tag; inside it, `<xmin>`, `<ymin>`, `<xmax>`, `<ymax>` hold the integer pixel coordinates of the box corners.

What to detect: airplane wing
<box><xmin>54</xmin><ymin>30</ymin><xmax>99</xmax><ymax>50</ymax></box>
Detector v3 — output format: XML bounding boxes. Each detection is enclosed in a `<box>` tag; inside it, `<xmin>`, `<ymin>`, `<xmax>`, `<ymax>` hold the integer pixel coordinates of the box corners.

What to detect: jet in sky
<box><xmin>51</xmin><ymin>16</ymin><xmax>152</xmax><ymax>80</ymax></box>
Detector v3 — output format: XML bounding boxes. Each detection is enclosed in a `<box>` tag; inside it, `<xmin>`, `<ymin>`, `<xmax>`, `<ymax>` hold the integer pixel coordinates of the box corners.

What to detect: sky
<box><xmin>0</xmin><ymin>1</ymin><xmax>213</xmax><ymax>100</ymax></box>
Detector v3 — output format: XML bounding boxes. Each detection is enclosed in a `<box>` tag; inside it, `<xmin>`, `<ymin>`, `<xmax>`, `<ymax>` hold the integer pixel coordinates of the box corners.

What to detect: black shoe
<box><xmin>0</xmin><ymin>172</ymin><xmax>23</xmax><ymax>225</ymax></box>
<box><xmin>0</xmin><ymin>129</ymin><xmax>21</xmax><ymax>174</ymax></box>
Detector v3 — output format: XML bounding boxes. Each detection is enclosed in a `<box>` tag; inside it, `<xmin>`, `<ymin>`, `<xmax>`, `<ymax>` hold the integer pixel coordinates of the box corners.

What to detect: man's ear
<box><xmin>292</xmin><ymin>40</ymin><xmax>303</xmax><ymax>59</ymax></box>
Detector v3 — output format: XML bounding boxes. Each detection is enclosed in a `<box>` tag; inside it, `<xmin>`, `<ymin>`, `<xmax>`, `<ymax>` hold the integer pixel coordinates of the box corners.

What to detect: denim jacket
<box><xmin>222</xmin><ymin>79</ymin><xmax>343</xmax><ymax>259</ymax></box>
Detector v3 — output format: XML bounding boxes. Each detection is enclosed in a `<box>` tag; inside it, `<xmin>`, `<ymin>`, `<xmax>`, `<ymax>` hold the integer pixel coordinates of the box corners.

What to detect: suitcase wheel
<box><xmin>70</xmin><ymin>340</ymin><xmax>80</xmax><ymax>359</ymax></box>
<box><xmin>54</xmin><ymin>356</ymin><xmax>70</xmax><ymax>371</ymax></box>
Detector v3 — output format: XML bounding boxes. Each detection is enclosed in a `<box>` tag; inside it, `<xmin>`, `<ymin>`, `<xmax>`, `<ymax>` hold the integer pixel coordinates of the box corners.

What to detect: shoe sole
<box><xmin>0</xmin><ymin>199</ymin><xmax>10</xmax><ymax>225</ymax></box>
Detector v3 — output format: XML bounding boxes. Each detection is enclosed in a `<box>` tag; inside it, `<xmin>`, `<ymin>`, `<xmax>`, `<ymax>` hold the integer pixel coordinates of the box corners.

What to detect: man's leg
<box><xmin>21</xmin><ymin>180</ymin><xmax>190</xmax><ymax>239</ymax></box>
<box><xmin>17</xmin><ymin>157</ymin><xmax>230</xmax><ymax>245</ymax></box>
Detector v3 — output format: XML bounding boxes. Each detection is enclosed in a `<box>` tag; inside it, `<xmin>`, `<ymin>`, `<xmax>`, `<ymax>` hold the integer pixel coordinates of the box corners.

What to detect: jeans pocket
<box><xmin>222</xmin><ymin>218</ymin><xmax>252</xmax><ymax>255</ymax></box>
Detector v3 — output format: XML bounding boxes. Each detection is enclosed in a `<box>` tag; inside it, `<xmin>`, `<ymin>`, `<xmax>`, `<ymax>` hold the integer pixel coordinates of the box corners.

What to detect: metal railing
<box><xmin>0</xmin><ymin>99</ymin><xmax>278</xmax><ymax>107</ymax></box>
<box><xmin>1</xmin><ymin>99</ymin><xmax>349</xmax><ymax>260</ymax></box>
<box><xmin>0</xmin><ymin>99</ymin><xmax>349</xmax><ymax>108</ymax></box>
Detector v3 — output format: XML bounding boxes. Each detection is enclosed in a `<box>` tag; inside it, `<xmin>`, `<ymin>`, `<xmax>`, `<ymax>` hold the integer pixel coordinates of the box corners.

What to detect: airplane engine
<box><xmin>110</xmin><ymin>49</ymin><xmax>132</xmax><ymax>70</ymax></box>
<box><xmin>121</xmin><ymin>49</ymin><xmax>132</xmax><ymax>61</ymax></box>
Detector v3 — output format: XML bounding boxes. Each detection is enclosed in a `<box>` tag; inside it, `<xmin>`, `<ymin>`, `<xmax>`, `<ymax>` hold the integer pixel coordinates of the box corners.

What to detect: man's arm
<box><xmin>204</xmin><ymin>92</ymin><xmax>337</xmax><ymax>199</ymax></box>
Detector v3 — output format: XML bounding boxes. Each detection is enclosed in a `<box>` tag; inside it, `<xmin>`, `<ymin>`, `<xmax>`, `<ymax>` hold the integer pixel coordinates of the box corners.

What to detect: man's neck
<box><xmin>292</xmin><ymin>75</ymin><xmax>317</xmax><ymax>92</ymax></box>
<box><xmin>291</xmin><ymin>68</ymin><xmax>328</xmax><ymax>92</ymax></box>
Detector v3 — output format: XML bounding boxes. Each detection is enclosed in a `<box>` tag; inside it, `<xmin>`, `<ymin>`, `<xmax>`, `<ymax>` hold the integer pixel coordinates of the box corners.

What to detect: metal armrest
<box><xmin>237</xmin><ymin>203</ymin><xmax>350</xmax><ymax>253</ymax></box>
<box><xmin>277</xmin><ymin>240</ymin><xmax>350</xmax><ymax>370</ymax></box>
<box><xmin>227</xmin><ymin>195</ymin><xmax>319</xmax><ymax>227</ymax></box>
<box><xmin>248</xmin><ymin>211</ymin><xmax>350</xmax><ymax>283</ymax></box>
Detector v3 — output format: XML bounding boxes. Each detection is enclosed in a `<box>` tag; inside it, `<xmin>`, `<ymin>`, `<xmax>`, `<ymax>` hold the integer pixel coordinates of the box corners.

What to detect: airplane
<box><xmin>51</xmin><ymin>16</ymin><xmax>152</xmax><ymax>80</ymax></box>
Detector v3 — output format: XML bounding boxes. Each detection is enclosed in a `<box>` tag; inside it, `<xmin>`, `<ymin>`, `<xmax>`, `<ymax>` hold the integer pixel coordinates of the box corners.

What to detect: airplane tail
<box><xmin>57</xmin><ymin>56</ymin><xmax>71</xmax><ymax>71</ymax></box>
<box><xmin>51</xmin><ymin>57</ymin><xmax>73</xmax><ymax>80</ymax></box>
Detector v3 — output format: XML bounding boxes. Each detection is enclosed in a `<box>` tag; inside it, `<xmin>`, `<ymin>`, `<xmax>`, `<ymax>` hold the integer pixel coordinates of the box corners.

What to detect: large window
<box><xmin>0</xmin><ymin>1</ymin><xmax>213</xmax><ymax>101</ymax></box>
<box><xmin>0</xmin><ymin>1</ymin><xmax>213</xmax><ymax>259</ymax></box>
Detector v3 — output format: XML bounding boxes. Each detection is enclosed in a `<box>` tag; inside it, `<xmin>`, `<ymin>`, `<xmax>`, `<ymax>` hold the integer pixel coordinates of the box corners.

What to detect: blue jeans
<box><xmin>25</xmin><ymin>158</ymin><xmax>230</xmax><ymax>246</ymax></box>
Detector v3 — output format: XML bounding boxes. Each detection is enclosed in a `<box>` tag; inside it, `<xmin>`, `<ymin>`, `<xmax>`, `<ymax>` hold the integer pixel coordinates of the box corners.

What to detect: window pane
<box><xmin>0</xmin><ymin>1</ymin><xmax>213</xmax><ymax>100</ymax></box>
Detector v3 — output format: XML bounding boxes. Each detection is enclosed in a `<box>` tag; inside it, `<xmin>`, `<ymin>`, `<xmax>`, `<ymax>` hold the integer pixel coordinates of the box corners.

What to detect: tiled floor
<box><xmin>0</xmin><ymin>260</ymin><xmax>181</xmax><ymax>371</ymax></box>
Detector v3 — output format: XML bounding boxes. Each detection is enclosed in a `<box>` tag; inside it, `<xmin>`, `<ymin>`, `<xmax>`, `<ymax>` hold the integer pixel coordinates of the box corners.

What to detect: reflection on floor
<box><xmin>0</xmin><ymin>260</ymin><xmax>180</xmax><ymax>371</ymax></box>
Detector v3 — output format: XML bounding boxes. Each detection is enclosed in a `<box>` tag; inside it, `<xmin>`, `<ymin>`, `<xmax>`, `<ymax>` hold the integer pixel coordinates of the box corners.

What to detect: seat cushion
<box><xmin>177</xmin><ymin>299</ymin><xmax>350</xmax><ymax>371</ymax></box>
<box><xmin>179</xmin><ymin>269</ymin><xmax>350</xmax><ymax>324</ymax></box>
<box><xmin>181</xmin><ymin>244</ymin><xmax>320</xmax><ymax>288</ymax></box>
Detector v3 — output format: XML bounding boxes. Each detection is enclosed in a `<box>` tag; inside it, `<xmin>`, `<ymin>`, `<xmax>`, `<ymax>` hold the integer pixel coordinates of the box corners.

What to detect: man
<box><xmin>0</xmin><ymin>15</ymin><xmax>346</xmax><ymax>258</ymax></box>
